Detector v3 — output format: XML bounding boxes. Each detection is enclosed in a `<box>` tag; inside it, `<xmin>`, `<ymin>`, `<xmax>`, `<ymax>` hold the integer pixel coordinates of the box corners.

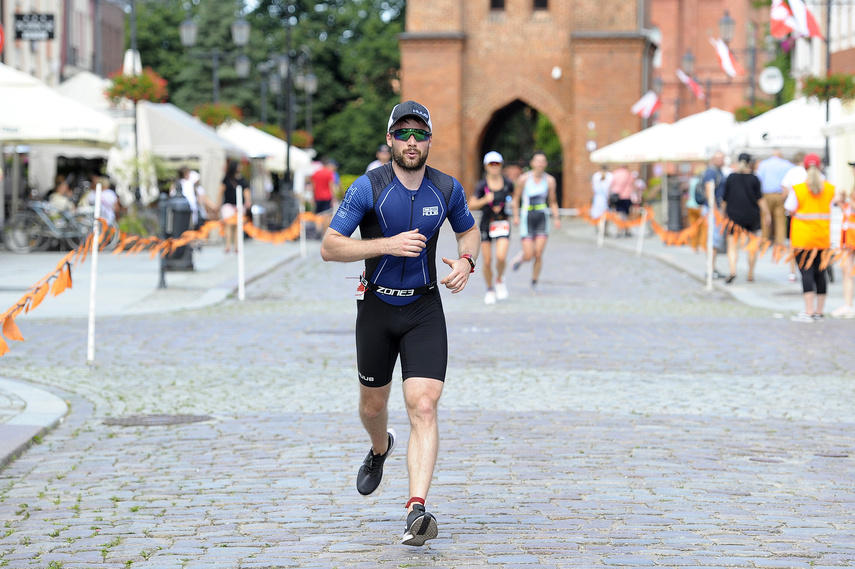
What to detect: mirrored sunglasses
<box><xmin>390</xmin><ymin>128</ymin><xmax>432</xmax><ymax>142</ymax></box>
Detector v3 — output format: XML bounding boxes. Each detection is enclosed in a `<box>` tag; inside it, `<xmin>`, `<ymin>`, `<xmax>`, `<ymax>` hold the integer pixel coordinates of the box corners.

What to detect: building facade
<box><xmin>399</xmin><ymin>0</ymin><xmax>655</xmax><ymax>208</ymax></box>
<box><xmin>0</xmin><ymin>0</ymin><xmax>123</xmax><ymax>84</ymax></box>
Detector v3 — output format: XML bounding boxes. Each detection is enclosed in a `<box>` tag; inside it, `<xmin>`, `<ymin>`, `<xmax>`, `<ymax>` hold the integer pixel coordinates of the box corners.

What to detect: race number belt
<box><xmin>359</xmin><ymin>274</ymin><xmax>436</xmax><ymax>297</ymax></box>
<box><xmin>488</xmin><ymin>220</ymin><xmax>511</xmax><ymax>238</ymax></box>
<box><xmin>527</xmin><ymin>203</ymin><xmax>548</xmax><ymax>211</ymax></box>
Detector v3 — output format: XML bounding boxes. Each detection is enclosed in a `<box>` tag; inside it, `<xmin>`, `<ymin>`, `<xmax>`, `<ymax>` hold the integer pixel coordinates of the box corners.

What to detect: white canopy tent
<box><xmin>658</xmin><ymin>108</ymin><xmax>735</xmax><ymax>162</ymax></box>
<box><xmin>821</xmin><ymin>106</ymin><xmax>855</xmax><ymax>195</ymax></box>
<box><xmin>589</xmin><ymin>123</ymin><xmax>673</xmax><ymax>164</ymax></box>
<box><xmin>0</xmin><ymin>63</ymin><xmax>118</xmax><ymax>225</ymax></box>
<box><xmin>729</xmin><ymin>97</ymin><xmax>842</xmax><ymax>158</ymax></box>
<box><xmin>108</xmin><ymin>102</ymin><xmax>246</xmax><ymax>205</ymax></box>
<box><xmin>27</xmin><ymin>71</ymin><xmax>136</xmax><ymax>195</ymax></box>
<box><xmin>216</xmin><ymin>119</ymin><xmax>314</xmax><ymax>174</ymax></box>
<box><xmin>0</xmin><ymin>63</ymin><xmax>118</xmax><ymax>147</ymax></box>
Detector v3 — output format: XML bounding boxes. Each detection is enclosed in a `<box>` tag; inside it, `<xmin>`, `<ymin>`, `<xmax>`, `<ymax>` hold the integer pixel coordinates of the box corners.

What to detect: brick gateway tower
<box><xmin>399</xmin><ymin>1</ymin><xmax>655</xmax><ymax>208</ymax></box>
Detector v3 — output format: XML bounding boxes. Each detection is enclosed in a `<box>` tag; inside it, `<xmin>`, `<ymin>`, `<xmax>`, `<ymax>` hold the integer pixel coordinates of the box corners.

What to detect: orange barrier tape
<box><xmin>577</xmin><ymin>205</ymin><xmax>855</xmax><ymax>277</ymax></box>
<box><xmin>0</xmin><ymin>212</ymin><xmax>320</xmax><ymax>356</ymax></box>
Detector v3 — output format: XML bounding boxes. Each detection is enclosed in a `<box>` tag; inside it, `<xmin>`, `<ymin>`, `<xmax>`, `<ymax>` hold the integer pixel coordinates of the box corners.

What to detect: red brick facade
<box><xmin>399</xmin><ymin>0</ymin><xmax>654</xmax><ymax>208</ymax></box>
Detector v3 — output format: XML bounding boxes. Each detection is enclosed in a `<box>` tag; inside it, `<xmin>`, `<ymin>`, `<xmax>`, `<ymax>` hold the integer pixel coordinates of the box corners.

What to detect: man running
<box><xmin>320</xmin><ymin>100</ymin><xmax>479</xmax><ymax>546</ymax></box>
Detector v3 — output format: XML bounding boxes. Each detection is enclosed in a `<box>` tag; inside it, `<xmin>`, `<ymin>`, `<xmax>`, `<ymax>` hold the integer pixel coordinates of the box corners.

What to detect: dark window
<box><xmin>534</xmin><ymin>0</ymin><xmax>548</xmax><ymax>9</ymax></box>
<box><xmin>491</xmin><ymin>0</ymin><xmax>505</xmax><ymax>9</ymax></box>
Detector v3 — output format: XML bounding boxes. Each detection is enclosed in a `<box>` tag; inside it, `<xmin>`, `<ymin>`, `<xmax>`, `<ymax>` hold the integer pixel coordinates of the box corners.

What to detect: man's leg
<box><xmin>360</xmin><ymin>382</ymin><xmax>393</xmax><ymax>455</ymax></box>
<box><xmin>402</xmin><ymin>377</ymin><xmax>443</xmax><ymax>507</ymax></box>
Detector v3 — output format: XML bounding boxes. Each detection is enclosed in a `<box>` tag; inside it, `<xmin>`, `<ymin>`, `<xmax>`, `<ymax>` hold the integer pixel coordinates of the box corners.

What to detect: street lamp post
<box><xmin>179</xmin><ymin>15</ymin><xmax>251</xmax><ymax>103</ymax></box>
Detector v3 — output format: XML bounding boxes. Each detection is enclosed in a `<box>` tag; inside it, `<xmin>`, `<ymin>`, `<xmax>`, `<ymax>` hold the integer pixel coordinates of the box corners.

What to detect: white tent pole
<box><xmin>87</xmin><ymin>183</ymin><xmax>103</xmax><ymax>366</ymax></box>
<box><xmin>237</xmin><ymin>184</ymin><xmax>246</xmax><ymax>301</ymax></box>
<box><xmin>636</xmin><ymin>207</ymin><xmax>647</xmax><ymax>257</ymax></box>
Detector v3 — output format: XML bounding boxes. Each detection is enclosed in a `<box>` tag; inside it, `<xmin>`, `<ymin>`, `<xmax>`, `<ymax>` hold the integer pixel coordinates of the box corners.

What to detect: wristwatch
<box><xmin>461</xmin><ymin>254</ymin><xmax>475</xmax><ymax>273</ymax></box>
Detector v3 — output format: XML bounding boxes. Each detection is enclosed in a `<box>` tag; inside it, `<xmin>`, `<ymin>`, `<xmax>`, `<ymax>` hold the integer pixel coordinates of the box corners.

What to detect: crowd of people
<box><xmin>593</xmin><ymin>150</ymin><xmax>854</xmax><ymax>321</ymax></box>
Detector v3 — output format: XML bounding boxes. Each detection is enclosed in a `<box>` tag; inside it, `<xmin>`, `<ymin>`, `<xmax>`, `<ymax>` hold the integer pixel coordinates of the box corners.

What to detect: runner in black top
<box><xmin>320</xmin><ymin>101</ymin><xmax>479</xmax><ymax>546</ymax></box>
<box><xmin>468</xmin><ymin>151</ymin><xmax>514</xmax><ymax>304</ymax></box>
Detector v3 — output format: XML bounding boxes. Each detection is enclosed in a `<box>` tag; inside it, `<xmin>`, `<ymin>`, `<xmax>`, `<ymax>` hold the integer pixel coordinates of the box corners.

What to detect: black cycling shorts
<box><xmin>355</xmin><ymin>290</ymin><xmax>448</xmax><ymax>387</ymax></box>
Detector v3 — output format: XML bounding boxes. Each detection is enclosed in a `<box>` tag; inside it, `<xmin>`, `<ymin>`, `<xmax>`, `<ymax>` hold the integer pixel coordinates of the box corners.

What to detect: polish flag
<box><xmin>710</xmin><ymin>37</ymin><xmax>745</xmax><ymax>78</ymax></box>
<box><xmin>631</xmin><ymin>90</ymin><xmax>661</xmax><ymax>118</ymax></box>
<box><xmin>676</xmin><ymin>69</ymin><xmax>706</xmax><ymax>100</ymax></box>
<box><xmin>770</xmin><ymin>0</ymin><xmax>823</xmax><ymax>39</ymax></box>
<box><xmin>787</xmin><ymin>0</ymin><xmax>824</xmax><ymax>39</ymax></box>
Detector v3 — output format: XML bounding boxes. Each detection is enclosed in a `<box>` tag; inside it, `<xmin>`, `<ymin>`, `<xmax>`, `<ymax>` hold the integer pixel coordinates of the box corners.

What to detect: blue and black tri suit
<box><xmin>329</xmin><ymin>163</ymin><xmax>475</xmax><ymax>387</ymax></box>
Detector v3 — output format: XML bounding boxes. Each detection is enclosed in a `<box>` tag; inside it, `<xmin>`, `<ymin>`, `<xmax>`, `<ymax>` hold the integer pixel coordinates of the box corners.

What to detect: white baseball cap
<box><xmin>483</xmin><ymin>151</ymin><xmax>504</xmax><ymax>165</ymax></box>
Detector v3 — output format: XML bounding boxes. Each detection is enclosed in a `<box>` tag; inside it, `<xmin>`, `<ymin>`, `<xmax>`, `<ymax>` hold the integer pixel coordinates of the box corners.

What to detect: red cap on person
<box><xmin>804</xmin><ymin>153</ymin><xmax>822</xmax><ymax>168</ymax></box>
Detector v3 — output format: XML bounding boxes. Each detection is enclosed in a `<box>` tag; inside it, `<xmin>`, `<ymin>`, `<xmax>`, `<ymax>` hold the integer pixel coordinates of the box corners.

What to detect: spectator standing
<box><xmin>218</xmin><ymin>160</ymin><xmax>251</xmax><ymax>253</ymax></box>
<box><xmin>48</xmin><ymin>175</ymin><xmax>75</xmax><ymax>214</ymax></box>
<box><xmin>756</xmin><ymin>149</ymin><xmax>793</xmax><ymax>246</ymax></box>
<box><xmin>590</xmin><ymin>164</ymin><xmax>612</xmax><ymax>220</ymax></box>
<box><xmin>721</xmin><ymin>153</ymin><xmax>770</xmax><ymax>283</ymax></box>
<box><xmin>785</xmin><ymin>153</ymin><xmax>835</xmax><ymax>322</ymax></box>
<box><xmin>609</xmin><ymin>164</ymin><xmax>634</xmax><ymax>236</ymax></box>
<box><xmin>366</xmin><ymin>144</ymin><xmax>392</xmax><ymax>173</ymax></box>
<box><xmin>309</xmin><ymin>158</ymin><xmax>339</xmax><ymax>236</ymax></box>
<box><xmin>469</xmin><ymin>151</ymin><xmax>515</xmax><ymax>304</ymax></box>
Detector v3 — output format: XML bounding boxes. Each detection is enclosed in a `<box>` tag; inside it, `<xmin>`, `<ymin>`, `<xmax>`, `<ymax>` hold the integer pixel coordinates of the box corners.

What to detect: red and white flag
<box><xmin>710</xmin><ymin>37</ymin><xmax>745</xmax><ymax>78</ymax></box>
<box><xmin>675</xmin><ymin>69</ymin><xmax>706</xmax><ymax>100</ymax></box>
<box><xmin>770</xmin><ymin>0</ymin><xmax>823</xmax><ymax>39</ymax></box>
<box><xmin>631</xmin><ymin>90</ymin><xmax>661</xmax><ymax>118</ymax></box>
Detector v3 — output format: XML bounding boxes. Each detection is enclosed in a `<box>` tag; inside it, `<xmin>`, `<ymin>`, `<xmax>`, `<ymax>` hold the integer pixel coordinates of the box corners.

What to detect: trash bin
<box><xmin>164</xmin><ymin>196</ymin><xmax>193</xmax><ymax>271</ymax></box>
<box><xmin>667</xmin><ymin>187</ymin><xmax>683</xmax><ymax>232</ymax></box>
<box><xmin>251</xmin><ymin>204</ymin><xmax>266</xmax><ymax>229</ymax></box>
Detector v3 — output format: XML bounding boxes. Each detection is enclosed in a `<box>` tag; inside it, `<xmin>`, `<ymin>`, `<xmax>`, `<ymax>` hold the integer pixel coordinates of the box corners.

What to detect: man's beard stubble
<box><xmin>392</xmin><ymin>145</ymin><xmax>429</xmax><ymax>172</ymax></box>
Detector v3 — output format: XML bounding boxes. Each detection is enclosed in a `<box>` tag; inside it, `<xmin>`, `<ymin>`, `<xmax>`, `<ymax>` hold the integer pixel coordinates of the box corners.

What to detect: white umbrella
<box><xmin>732</xmin><ymin>97</ymin><xmax>841</xmax><ymax>156</ymax></box>
<box><xmin>658</xmin><ymin>108</ymin><xmax>734</xmax><ymax>162</ymax></box>
<box><xmin>0</xmin><ymin>63</ymin><xmax>117</xmax><ymax>147</ymax></box>
<box><xmin>589</xmin><ymin>123</ymin><xmax>673</xmax><ymax>164</ymax></box>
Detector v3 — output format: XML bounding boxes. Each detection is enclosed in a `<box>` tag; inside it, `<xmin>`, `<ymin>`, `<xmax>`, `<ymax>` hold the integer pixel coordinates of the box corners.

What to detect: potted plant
<box><xmin>105</xmin><ymin>67</ymin><xmax>168</xmax><ymax>104</ymax></box>
<box><xmin>803</xmin><ymin>73</ymin><xmax>855</xmax><ymax>102</ymax></box>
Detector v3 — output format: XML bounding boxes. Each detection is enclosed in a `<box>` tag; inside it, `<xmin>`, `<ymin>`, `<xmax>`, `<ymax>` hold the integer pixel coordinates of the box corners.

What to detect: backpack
<box><xmin>695</xmin><ymin>168</ymin><xmax>721</xmax><ymax>206</ymax></box>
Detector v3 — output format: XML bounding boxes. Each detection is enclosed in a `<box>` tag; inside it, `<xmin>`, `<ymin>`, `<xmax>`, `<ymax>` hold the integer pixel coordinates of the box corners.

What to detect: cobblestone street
<box><xmin>1</xmin><ymin>226</ymin><xmax>854</xmax><ymax>568</ymax></box>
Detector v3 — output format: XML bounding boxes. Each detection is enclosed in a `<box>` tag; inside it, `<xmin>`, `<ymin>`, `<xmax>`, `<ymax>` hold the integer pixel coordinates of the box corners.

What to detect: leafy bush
<box><xmin>105</xmin><ymin>68</ymin><xmax>168</xmax><ymax>104</ymax></box>
<box><xmin>803</xmin><ymin>74</ymin><xmax>855</xmax><ymax>102</ymax></box>
<box><xmin>194</xmin><ymin>103</ymin><xmax>243</xmax><ymax>127</ymax></box>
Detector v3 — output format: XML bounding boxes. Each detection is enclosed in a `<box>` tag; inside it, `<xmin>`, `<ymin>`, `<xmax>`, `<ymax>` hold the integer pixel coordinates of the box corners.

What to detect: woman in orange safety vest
<box><xmin>784</xmin><ymin>153</ymin><xmax>835</xmax><ymax>322</ymax></box>
<box><xmin>831</xmin><ymin>164</ymin><xmax>855</xmax><ymax>318</ymax></box>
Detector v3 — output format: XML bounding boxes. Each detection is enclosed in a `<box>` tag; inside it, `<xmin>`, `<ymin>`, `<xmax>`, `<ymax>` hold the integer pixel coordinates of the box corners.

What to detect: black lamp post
<box><xmin>179</xmin><ymin>15</ymin><xmax>251</xmax><ymax>103</ymax></box>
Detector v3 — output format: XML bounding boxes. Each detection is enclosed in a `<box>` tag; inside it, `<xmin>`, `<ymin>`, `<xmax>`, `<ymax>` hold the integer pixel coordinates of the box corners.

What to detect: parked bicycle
<box><xmin>2</xmin><ymin>201</ymin><xmax>119</xmax><ymax>253</ymax></box>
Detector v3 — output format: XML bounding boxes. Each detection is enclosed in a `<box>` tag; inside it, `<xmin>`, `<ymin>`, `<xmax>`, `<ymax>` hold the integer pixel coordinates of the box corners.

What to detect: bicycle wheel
<box><xmin>3</xmin><ymin>212</ymin><xmax>48</xmax><ymax>253</ymax></box>
<box><xmin>65</xmin><ymin>212</ymin><xmax>94</xmax><ymax>250</ymax></box>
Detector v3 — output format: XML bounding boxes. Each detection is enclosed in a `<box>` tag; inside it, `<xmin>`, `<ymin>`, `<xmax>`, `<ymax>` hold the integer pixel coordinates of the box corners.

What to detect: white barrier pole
<box><xmin>636</xmin><ymin>207</ymin><xmax>647</xmax><ymax>257</ymax></box>
<box><xmin>86</xmin><ymin>183</ymin><xmax>102</xmax><ymax>365</ymax></box>
<box><xmin>706</xmin><ymin>207</ymin><xmax>714</xmax><ymax>290</ymax></box>
<box><xmin>597</xmin><ymin>215</ymin><xmax>606</xmax><ymax>248</ymax></box>
<box><xmin>237</xmin><ymin>185</ymin><xmax>246</xmax><ymax>301</ymax></box>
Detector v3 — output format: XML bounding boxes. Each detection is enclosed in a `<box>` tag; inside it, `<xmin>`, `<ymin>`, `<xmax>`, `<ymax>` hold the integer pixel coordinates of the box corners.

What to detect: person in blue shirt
<box><xmin>320</xmin><ymin>100</ymin><xmax>479</xmax><ymax>546</ymax></box>
<box><xmin>701</xmin><ymin>151</ymin><xmax>728</xmax><ymax>278</ymax></box>
<box><xmin>756</xmin><ymin>149</ymin><xmax>794</xmax><ymax>246</ymax></box>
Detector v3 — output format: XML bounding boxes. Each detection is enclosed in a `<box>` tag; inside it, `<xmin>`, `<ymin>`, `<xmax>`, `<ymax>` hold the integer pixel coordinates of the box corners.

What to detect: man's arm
<box><xmin>440</xmin><ymin>224</ymin><xmax>480</xmax><ymax>294</ymax></box>
<box><xmin>705</xmin><ymin>179</ymin><xmax>716</xmax><ymax>211</ymax></box>
<box><xmin>320</xmin><ymin>227</ymin><xmax>426</xmax><ymax>263</ymax></box>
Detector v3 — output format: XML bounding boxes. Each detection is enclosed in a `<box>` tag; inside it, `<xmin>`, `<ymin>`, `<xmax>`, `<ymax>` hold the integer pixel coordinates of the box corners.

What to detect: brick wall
<box><xmin>400</xmin><ymin>1</ymin><xmax>648</xmax><ymax>208</ymax></box>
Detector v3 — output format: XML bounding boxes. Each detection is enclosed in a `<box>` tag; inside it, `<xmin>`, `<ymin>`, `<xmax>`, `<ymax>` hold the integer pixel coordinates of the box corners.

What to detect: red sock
<box><xmin>406</xmin><ymin>497</ymin><xmax>425</xmax><ymax>509</ymax></box>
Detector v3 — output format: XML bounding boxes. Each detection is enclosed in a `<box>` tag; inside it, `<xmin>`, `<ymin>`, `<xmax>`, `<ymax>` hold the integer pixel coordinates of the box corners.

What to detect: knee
<box><xmin>406</xmin><ymin>394</ymin><xmax>438</xmax><ymax>423</ymax></box>
<box><xmin>360</xmin><ymin>397</ymin><xmax>387</xmax><ymax>419</ymax></box>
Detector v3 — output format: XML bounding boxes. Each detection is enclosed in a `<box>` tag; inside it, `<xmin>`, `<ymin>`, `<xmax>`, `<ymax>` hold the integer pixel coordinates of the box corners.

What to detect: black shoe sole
<box><xmin>402</xmin><ymin>513</ymin><xmax>437</xmax><ymax>546</ymax></box>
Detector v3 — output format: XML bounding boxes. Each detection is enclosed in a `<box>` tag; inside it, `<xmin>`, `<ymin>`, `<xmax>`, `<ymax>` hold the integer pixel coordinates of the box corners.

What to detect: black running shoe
<box><xmin>356</xmin><ymin>428</ymin><xmax>396</xmax><ymax>496</ymax></box>
<box><xmin>402</xmin><ymin>503</ymin><xmax>438</xmax><ymax>546</ymax></box>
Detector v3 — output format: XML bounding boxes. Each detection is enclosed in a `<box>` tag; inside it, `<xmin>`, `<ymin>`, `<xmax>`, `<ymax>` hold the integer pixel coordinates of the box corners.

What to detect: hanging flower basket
<box><xmin>194</xmin><ymin>103</ymin><xmax>244</xmax><ymax>128</ymax></box>
<box><xmin>105</xmin><ymin>67</ymin><xmax>168</xmax><ymax>104</ymax></box>
<box><xmin>803</xmin><ymin>74</ymin><xmax>855</xmax><ymax>102</ymax></box>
